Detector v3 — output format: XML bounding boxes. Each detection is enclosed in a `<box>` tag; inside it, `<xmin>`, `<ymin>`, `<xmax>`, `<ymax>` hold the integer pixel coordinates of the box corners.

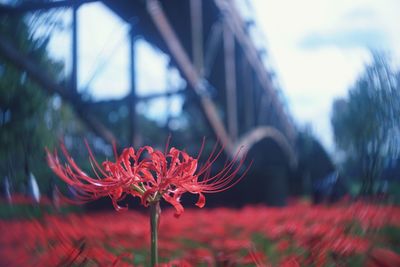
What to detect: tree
<box><xmin>0</xmin><ymin>8</ymin><xmax>80</xmax><ymax>193</ymax></box>
<box><xmin>331</xmin><ymin>53</ymin><xmax>400</xmax><ymax>195</ymax></box>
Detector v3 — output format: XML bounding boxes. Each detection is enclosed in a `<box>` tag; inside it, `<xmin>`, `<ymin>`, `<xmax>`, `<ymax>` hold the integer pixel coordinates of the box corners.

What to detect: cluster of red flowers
<box><xmin>1</xmin><ymin>202</ymin><xmax>399</xmax><ymax>266</ymax></box>
<box><xmin>46</xmin><ymin>141</ymin><xmax>246</xmax><ymax>216</ymax></box>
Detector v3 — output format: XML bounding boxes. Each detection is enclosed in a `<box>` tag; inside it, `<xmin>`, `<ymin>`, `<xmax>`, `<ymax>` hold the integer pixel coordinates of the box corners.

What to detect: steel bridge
<box><xmin>0</xmin><ymin>0</ymin><xmax>299</xmax><ymax>205</ymax></box>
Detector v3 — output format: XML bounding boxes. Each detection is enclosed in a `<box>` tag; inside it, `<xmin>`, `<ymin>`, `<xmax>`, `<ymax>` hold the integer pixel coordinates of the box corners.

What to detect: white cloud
<box><xmin>78</xmin><ymin>2</ymin><xmax>129</xmax><ymax>99</ymax></box>
<box><xmin>77</xmin><ymin>3</ymin><xmax>185</xmax><ymax>100</ymax></box>
<box><xmin>251</xmin><ymin>0</ymin><xmax>399</xmax><ymax>151</ymax></box>
<box><xmin>48</xmin><ymin>2</ymin><xmax>174</xmax><ymax>100</ymax></box>
<box><xmin>135</xmin><ymin>40</ymin><xmax>170</xmax><ymax>95</ymax></box>
<box><xmin>46</xmin><ymin>11</ymin><xmax>72</xmax><ymax>77</ymax></box>
<box><xmin>46</xmin><ymin>0</ymin><xmax>399</xmax><ymax>151</ymax></box>
<box><xmin>278</xmin><ymin>47</ymin><xmax>369</xmax><ymax>98</ymax></box>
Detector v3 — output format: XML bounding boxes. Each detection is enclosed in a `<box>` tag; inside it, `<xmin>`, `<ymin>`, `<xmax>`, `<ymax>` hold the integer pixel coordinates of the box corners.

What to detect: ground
<box><xmin>0</xmin><ymin>198</ymin><xmax>400</xmax><ymax>266</ymax></box>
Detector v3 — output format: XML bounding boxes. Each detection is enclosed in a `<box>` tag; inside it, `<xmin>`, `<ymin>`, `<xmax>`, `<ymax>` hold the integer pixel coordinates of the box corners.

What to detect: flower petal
<box><xmin>163</xmin><ymin>193</ymin><xmax>184</xmax><ymax>217</ymax></box>
<box><xmin>195</xmin><ymin>192</ymin><xmax>206</xmax><ymax>208</ymax></box>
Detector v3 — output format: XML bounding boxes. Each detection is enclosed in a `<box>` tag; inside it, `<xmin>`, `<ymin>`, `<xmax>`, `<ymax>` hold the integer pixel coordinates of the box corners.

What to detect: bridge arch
<box><xmin>216</xmin><ymin>126</ymin><xmax>298</xmax><ymax>206</ymax></box>
<box><xmin>234</xmin><ymin>126</ymin><xmax>297</xmax><ymax>168</ymax></box>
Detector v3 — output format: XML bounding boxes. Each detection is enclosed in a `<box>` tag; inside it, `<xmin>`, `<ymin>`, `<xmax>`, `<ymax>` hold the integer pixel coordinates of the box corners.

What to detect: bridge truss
<box><xmin>0</xmin><ymin>0</ymin><xmax>297</xmax><ymax>164</ymax></box>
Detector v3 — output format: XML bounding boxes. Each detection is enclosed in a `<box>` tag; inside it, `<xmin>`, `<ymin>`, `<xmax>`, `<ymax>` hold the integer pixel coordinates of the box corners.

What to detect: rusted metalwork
<box><xmin>214</xmin><ymin>0</ymin><xmax>296</xmax><ymax>144</ymax></box>
<box><xmin>203</xmin><ymin>20</ymin><xmax>222</xmax><ymax>79</ymax></box>
<box><xmin>71</xmin><ymin>0</ymin><xmax>78</xmax><ymax>94</ymax></box>
<box><xmin>223</xmin><ymin>19</ymin><xmax>238</xmax><ymax>141</ymax></box>
<box><xmin>190</xmin><ymin>0</ymin><xmax>204</xmax><ymax>74</ymax></box>
<box><xmin>0</xmin><ymin>0</ymin><xmax>98</xmax><ymax>15</ymax></box>
<box><xmin>146</xmin><ymin>0</ymin><xmax>234</xmax><ymax>154</ymax></box>
<box><xmin>129</xmin><ymin>27</ymin><xmax>138</xmax><ymax>147</ymax></box>
<box><xmin>240</xmin><ymin>51</ymin><xmax>255</xmax><ymax>132</ymax></box>
<box><xmin>235</xmin><ymin>126</ymin><xmax>297</xmax><ymax>168</ymax></box>
<box><xmin>0</xmin><ymin>0</ymin><xmax>298</xmax><ymax>164</ymax></box>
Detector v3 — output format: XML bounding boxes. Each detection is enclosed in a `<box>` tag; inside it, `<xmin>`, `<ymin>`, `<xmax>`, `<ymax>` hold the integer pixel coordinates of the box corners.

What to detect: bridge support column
<box><xmin>190</xmin><ymin>0</ymin><xmax>204</xmax><ymax>75</ymax></box>
<box><xmin>146</xmin><ymin>0</ymin><xmax>234</xmax><ymax>154</ymax></box>
<box><xmin>223</xmin><ymin>18</ymin><xmax>238</xmax><ymax>141</ymax></box>
<box><xmin>71</xmin><ymin>0</ymin><xmax>78</xmax><ymax>94</ymax></box>
<box><xmin>129</xmin><ymin>25</ymin><xmax>138</xmax><ymax>147</ymax></box>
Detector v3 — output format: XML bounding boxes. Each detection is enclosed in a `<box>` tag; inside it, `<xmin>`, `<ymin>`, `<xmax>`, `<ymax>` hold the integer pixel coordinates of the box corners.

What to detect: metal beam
<box><xmin>190</xmin><ymin>0</ymin><xmax>204</xmax><ymax>75</ymax></box>
<box><xmin>146</xmin><ymin>0</ymin><xmax>234</xmax><ymax>154</ymax></box>
<box><xmin>241</xmin><ymin>52</ymin><xmax>254</xmax><ymax>131</ymax></box>
<box><xmin>71</xmin><ymin>1</ymin><xmax>78</xmax><ymax>94</ymax></box>
<box><xmin>89</xmin><ymin>88</ymin><xmax>186</xmax><ymax>104</ymax></box>
<box><xmin>214</xmin><ymin>0</ymin><xmax>296</xmax><ymax>143</ymax></box>
<box><xmin>137</xmin><ymin>89</ymin><xmax>186</xmax><ymax>102</ymax></box>
<box><xmin>0</xmin><ymin>34</ymin><xmax>116</xmax><ymax>145</ymax></box>
<box><xmin>129</xmin><ymin>27</ymin><xmax>138</xmax><ymax>147</ymax></box>
<box><xmin>235</xmin><ymin>126</ymin><xmax>297</xmax><ymax>168</ymax></box>
<box><xmin>223</xmin><ymin>19</ymin><xmax>238</xmax><ymax>141</ymax></box>
<box><xmin>203</xmin><ymin>20</ymin><xmax>222</xmax><ymax>79</ymax></box>
<box><xmin>0</xmin><ymin>0</ymin><xmax>98</xmax><ymax>15</ymax></box>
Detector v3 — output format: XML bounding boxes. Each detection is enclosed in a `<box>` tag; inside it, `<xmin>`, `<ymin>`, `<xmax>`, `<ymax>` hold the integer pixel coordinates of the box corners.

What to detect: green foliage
<box><xmin>380</xmin><ymin>226</ymin><xmax>400</xmax><ymax>254</ymax></box>
<box><xmin>0</xmin><ymin>12</ymin><xmax>84</xmax><ymax>193</ymax></box>
<box><xmin>0</xmin><ymin>202</ymin><xmax>82</xmax><ymax>220</ymax></box>
<box><xmin>331</xmin><ymin>53</ymin><xmax>400</xmax><ymax>195</ymax></box>
<box><xmin>0</xmin><ymin>203</ymin><xmax>43</xmax><ymax>220</ymax></box>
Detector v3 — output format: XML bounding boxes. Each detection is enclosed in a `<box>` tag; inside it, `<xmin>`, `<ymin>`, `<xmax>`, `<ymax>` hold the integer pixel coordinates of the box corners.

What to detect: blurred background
<box><xmin>0</xmin><ymin>0</ymin><xmax>400</xmax><ymax>213</ymax></box>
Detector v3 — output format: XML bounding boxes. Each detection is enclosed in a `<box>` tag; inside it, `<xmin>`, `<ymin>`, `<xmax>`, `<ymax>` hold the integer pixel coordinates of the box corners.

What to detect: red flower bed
<box><xmin>1</xmin><ymin>202</ymin><xmax>400</xmax><ymax>266</ymax></box>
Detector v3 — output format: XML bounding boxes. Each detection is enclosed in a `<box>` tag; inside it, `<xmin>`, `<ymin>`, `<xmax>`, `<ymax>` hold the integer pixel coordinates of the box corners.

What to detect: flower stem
<box><xmin>149</xmin><ymin>201</ymin><xmax>160</xmax><ymax>267</ymax></box>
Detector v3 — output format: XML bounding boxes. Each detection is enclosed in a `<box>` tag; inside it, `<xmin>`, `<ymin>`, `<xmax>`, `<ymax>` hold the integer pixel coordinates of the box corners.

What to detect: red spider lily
<box><xmin>2</xmin><ymin>203</ymin><xmax>400</xmax><ymax>266</ymax></box>
<box><xmin>46</xmin><ymin>139</ymin><xmax>249</xmax><ymax>216</ymax></box>
<box><xmin>367</xmin><ymin>248</ymin><xmax>400</xmax><ymax>267</ymax></box>
<box><xmin>279</xmin><ymin>256</ymin><xmax>301</xmax><ymax>267</ymax></box>
<box><xmin>248</xmin><ymin>248</ymin><xmax>269</xmax><ymax>267</ymax></box>
<box><xmin>46</xmin><ymin>141</ymin><xmax>144</xmax><ymax>211</ymax></box>
<box><xmin>157</xmin><ymin>259</ymin><xmax>192</xmax><ymax>267</ymax></box>
<box><xmin>137</xmin><ymin>140</ymin><xmax>249</xmax><ymax>216</ymax></box>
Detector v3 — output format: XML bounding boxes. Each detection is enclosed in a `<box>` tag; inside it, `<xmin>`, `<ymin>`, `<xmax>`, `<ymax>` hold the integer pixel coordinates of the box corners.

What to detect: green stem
<box><xmin>150</xmin><ymin>201</ymin><xmax>160</xmax><ymax>267</ymax></box>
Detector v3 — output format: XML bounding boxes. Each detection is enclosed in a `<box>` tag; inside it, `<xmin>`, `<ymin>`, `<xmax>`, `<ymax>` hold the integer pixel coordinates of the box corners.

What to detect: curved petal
<box><xmin>111</xmin><ymin>198</ymin><xmax>128</xmax><ymax>212</ymax></box>
<box><xmin>163</xmin><ymin>193</ymin><xmax>184</xmax><ymax>217</ymax></box>
<box><xmin>195</xmin><ymin>192</ymin><xmax>206</xmax><ymax>208</ymax></box>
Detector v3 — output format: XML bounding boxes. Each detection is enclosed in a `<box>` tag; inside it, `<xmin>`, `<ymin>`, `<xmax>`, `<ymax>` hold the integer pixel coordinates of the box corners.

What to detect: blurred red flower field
<box><xmin>1</xmin><ymin>201</ymin><xmax>400</xmax><ymax>266</ymax></box>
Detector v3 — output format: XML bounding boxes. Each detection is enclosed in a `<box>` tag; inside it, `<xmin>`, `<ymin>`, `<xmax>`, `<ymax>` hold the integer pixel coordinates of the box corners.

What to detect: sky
<box><xmin>250</xmin><ymin>0</ymin><xmax>400</xmax><ymax>151</ymax></box>
<box><xmin>47</xmin><ymin>0</ymin><xmax>400</xmax><ymax>152</ymax></box>
<box><xmin>48</xmin><ymin>3</ymin><xmax>185</xmax><ymax>124</ymax></box>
